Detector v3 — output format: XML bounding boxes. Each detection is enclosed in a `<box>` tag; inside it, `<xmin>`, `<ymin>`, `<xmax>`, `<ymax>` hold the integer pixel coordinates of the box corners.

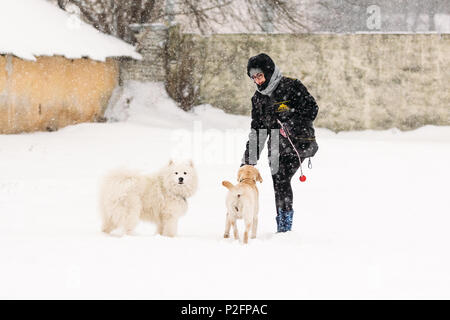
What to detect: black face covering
<box><xmin>247</xmin><ymin>53</ymin><xmax>276</xmax><ymax>91</ymax></box>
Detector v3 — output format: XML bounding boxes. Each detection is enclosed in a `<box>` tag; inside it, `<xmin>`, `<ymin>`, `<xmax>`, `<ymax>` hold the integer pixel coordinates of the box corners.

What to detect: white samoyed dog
<box><xmin>99</xmin><ymin>160</ymin><xmax>198</xmax><ymax>237</ymax></box>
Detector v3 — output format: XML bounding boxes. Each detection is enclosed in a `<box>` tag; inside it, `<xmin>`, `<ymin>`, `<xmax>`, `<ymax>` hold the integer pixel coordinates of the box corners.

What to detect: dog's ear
<box><xmin>168</xmin><ymin>159</ymin><xmax>174</xmax><ymax>166</ymax></box>
<box><xmin>256</xmin><ymin>171</ymin><xmax>263</xmax><ymax>183</ymax></box>
<box><xmin>188</xmin><ymin>160</ymin><xmax>194</xmax><ymax>167</ymax></box>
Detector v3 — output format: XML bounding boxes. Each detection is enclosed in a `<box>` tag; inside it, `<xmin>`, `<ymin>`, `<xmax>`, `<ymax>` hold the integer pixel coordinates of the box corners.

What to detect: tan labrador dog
<box><xmin>222</xmin><ymin>165</ymin><xmax>263</xmax><ymax>244</ymax></box>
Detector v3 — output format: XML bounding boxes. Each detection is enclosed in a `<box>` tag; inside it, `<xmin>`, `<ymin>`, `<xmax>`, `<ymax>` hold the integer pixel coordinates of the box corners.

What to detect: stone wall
<box><xmin>122</xmin><ymin>26</ymin><xmax>450</xmax><ymax>131</ymax></box>
<box><xmin>119</xmin><ymin>23</ymin><xmax>168</xmax><ymax>84</ymax></box>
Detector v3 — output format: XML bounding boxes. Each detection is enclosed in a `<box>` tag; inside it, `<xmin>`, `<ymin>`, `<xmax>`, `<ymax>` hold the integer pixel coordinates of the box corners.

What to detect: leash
<box><xmin>277</xmin><ymin>119</ymin><xmax>307</xmax><ymax>182</ymax></box>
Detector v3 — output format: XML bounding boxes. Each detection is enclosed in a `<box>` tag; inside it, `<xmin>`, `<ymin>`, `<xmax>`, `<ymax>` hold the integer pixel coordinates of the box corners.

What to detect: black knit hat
<box><xmin>247</xmin><ymin>53</ymin><xmax>276</xmax><ymax>90</ymax></box>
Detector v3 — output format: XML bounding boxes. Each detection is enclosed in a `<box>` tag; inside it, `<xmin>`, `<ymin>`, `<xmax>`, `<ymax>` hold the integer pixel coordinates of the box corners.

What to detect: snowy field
<box><xmin>0</xmin><ymin>82</ymin><xmax>449</xmax><ymax>299</ymax></box>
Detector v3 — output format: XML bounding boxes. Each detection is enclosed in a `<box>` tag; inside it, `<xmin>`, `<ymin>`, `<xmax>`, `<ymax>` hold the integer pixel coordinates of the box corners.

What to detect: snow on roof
<box><xmin>0</xmin><ymin>0</ymin><xmax>142</xmax><ymax>61</ymax></box>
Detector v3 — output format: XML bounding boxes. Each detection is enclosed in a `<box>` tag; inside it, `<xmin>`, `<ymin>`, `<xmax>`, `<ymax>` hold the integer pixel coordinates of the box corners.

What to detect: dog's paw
<box><xmin>224</xmin><ymin>233</ymin><xmax>230</xmax><ymax>239</ymax></box>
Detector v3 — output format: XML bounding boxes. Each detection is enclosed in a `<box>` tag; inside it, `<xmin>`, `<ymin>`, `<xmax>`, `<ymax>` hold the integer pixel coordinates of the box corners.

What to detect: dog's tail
<box><xmin>223</xmin><ymin>181</ymin><xmax>243</xmax><ymax>214</ymax></box>
<box><xmin>222</xmin><ymin>180</ymin><xmax>234</xmax><ymax>190</ymax></box>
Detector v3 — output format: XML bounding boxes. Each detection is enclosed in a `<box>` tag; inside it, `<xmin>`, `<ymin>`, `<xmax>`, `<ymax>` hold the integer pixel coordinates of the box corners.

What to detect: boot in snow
<box><xmin>276</xmin><ymin>209</ymin><xmax>294</xmax><ymax>232</ymax></box>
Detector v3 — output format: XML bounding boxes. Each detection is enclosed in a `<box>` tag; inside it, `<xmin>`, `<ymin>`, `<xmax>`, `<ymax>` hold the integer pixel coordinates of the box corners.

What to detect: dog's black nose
<box><xmin>178</xmin><ymin>177</ymin><xmax>184</xmax><ymax>183</ymax></box>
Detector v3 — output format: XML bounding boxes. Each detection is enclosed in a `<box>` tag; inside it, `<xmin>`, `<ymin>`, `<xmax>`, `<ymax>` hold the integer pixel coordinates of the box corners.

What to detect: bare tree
<box><xmin>54</xmin><ymin>0</ymin><xmax>313</xmax><ymax>43</ymax></box>
<box><xmin>56</xmin><ymin>0</ymin><xmax>164</xmax><ymax>43</ymax></box>
<box><xmin>173</xmin><ymin>0</ymin><xmax>312</xmax><ymax>33</ymax></box>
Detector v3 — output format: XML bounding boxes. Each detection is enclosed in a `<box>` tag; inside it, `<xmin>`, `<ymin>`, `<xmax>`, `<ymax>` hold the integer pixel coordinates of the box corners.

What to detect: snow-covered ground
<box><xmin>0</xmin><ymin>82</ymin><xmax>449</xmax><ymax>299</ymax></box>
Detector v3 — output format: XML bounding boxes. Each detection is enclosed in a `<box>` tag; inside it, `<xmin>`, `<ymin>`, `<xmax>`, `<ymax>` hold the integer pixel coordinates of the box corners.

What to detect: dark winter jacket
<box><xmin>242</xmin><ymin>76</ymin><xmax>319</xmax><ymax>165</ymax></box>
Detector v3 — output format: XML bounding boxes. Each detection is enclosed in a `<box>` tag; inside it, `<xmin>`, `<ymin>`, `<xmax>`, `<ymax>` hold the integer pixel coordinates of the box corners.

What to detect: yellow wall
<box><xmin>0</xmin><ymin>55</ymin><xmax>119</xmax><ymax>134</ymax></box>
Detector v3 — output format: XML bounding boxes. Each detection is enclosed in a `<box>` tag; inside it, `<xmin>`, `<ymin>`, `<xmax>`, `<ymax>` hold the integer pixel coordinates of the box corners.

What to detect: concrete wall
<box><xmin>123</xmin><ymin>25</ymin><xmax>449</xmax><ymax>131</ymax></box>
<box><xmin>0</xmin><ymin>55</ymin><xmax>119</xmax><ymax>134</ymax></box>
<box><xmin>187</xmin><ymin>33</ymin><xmax>450</xmax><ymax>131</ymax></box>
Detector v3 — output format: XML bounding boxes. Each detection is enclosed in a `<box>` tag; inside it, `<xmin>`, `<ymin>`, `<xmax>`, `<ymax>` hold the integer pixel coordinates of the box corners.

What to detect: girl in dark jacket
<box><xmin>241</xmin><ymin>53</ymin><xmax>319</xmax><ymax>233</ymax></box>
